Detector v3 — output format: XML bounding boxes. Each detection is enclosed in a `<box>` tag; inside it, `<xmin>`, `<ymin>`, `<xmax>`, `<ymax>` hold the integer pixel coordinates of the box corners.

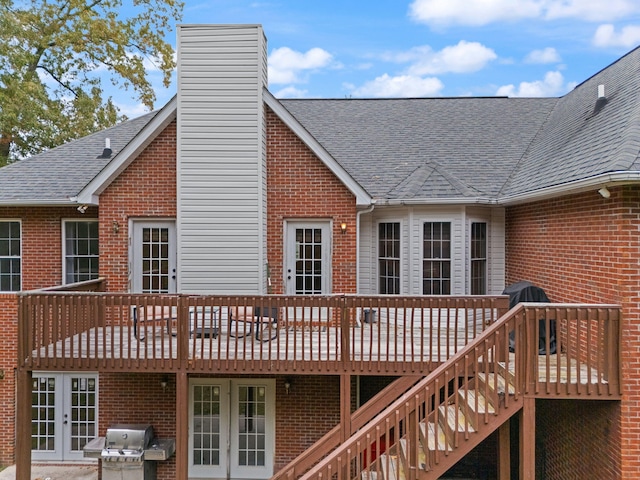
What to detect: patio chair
<box><xmin>133</xmin><ymin>305</ymin><xmax>177</xmax><ymax>340</ymax></box>
<box><xmin>228</xmin><ymin>305</ymin><xmax>280</xmax><ymax>341</ymax></box>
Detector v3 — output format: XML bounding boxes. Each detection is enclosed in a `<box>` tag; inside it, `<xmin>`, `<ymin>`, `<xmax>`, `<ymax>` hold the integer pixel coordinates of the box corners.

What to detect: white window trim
<box><xmin>376</xmin><ymin>220</ymin><xmax>403</xmax><ymax>294</ymax></box>
<box><xmin>62</xmin><ymin>219</ymin><xmax>99</xmax><ymax>285</ymax></box>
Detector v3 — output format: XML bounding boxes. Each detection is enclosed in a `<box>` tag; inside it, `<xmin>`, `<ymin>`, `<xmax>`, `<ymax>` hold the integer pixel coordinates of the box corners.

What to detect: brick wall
<box><xmin>266</xmin><ymin>107</ymin><xmax>357</xmax><ymax>294</ymax></box>
<box><xmin>505</xmin><ymin>186</ymin><xmax>640</xmax><ymax>478</ymax></box>
<box><xmin>99</xmin><ymin>120</ymin><xmax>177</xmax><ymax>292</ymax></box>
<box><xmin>537</xmin><ymin>400</ymin><xmax>620</xmax><ymax>480</ymax></box>
<box><xmin>0</xmin><ymin>206</ymin><xmax>92</xmax><ymax>466</ymax></box>
<box><xmin>0</xmin><ymin>295</ymin><xmax>17</xmax><ymax>466</ymax></box>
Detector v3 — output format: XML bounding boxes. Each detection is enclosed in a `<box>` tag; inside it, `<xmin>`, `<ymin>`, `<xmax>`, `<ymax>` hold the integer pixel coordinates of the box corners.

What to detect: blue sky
<box><xmin>119</xmin><ymin>0</ymin><xmax>640</xmax><ymax>117</ymax></box>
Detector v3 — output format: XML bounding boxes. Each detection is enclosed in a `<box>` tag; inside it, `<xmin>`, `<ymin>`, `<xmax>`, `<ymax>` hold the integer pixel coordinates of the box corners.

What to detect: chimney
<box><xmin>176</xmin><ymin>25</ymin><xmax>268</xmax><ymax>294</ymax></box>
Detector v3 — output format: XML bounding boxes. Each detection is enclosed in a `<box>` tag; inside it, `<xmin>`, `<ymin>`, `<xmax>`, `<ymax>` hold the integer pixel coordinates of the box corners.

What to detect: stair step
<box><xmin>421</xmin><ymin>421</ymin><xmax>449</xmax><ymax>452</ymax></box>
<box><xmin>438</xmin><ymin>404</ymin><xmax>475</xmax><ymax>434</ymax></box>
<box><xmin>496</xmin><ymin>361</ymin><xmax>516</xmax><ymax>384</ymax></box>
<box><xmin>379</xmin><ymin>453</ymin><xmax>405</xmax><ymax>480</ymax></box>
<box><xmin>459</xmin><ymin>388</ymin><xmax>495</xmax><ymax>415</ymax></box>
<box><xmin>398</xmin><ymin>437</ymin><xmax>428</xmax><ymax>473</ymax></box>
<box><xmin>476</xmin><ymin>372</ymin><xmax>515</xmax><ymax>396</ymax></box>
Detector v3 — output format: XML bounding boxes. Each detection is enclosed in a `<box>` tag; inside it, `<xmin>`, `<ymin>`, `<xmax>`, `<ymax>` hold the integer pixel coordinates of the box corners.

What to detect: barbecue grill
<box><xmin>84</xmin><ymin>424</ymin><xmax>174</xmax><ymax>480</ymax></box>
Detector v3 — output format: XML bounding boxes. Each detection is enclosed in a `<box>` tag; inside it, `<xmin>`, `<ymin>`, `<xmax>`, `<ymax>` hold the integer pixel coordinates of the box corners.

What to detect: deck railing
<box><xmin>18</xmin><ymin>292</ymin><xmax>509</xmax><ymax>374</ymax></box>
<box><xmin>296</xmin><ymin>303</ymin><xmax>621</xmax><ymax>480</ymax></box>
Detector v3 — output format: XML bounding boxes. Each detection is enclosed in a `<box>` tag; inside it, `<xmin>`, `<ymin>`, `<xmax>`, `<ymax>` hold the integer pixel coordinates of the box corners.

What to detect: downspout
<box><xmin>356</xmin><ymin>202</ymin><xmax>376</xmax><ymax>294</ymax></box>
<box><xmin>355</xmin><ymin>202</ymin><xmax>374</xmax><ymax>411</ymax></box>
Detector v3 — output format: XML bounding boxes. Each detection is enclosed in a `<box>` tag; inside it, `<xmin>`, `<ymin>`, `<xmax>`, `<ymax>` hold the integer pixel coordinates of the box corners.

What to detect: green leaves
<box><xmin>0</xmin><ymin>0</ymin><xmax>183</xmax><ymax>165</ymax></box>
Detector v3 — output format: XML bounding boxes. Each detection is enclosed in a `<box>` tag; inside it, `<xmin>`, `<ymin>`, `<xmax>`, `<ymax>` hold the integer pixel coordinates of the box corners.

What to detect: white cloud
<box><xmin>496</xmin><ymin>71</ymin><xmax>567</xmax><ymax>97</ymax></box>
<box><xmin>409</xmin><ymin>0</ymin><xmax>542</xmax><ymax>26</ymax></box>
<box><xmin>351</xmin><ymin>74</ymin><xmax>444</xmax><ymax>98</ymax></box>
<box><xmin>409</xmin><ymin>0</ymin><xmax>640</xmax><ymax>26</ymax></box>
<box><xmin>272</xmin><ymin>86</ymin><xmax>309</xmax><ymax>98</ymax></box>
<box><xmin>268</xmin><ymin>47</ymin><xmax>333</xmax><ymax>84</ymax></box>
<box><xmin>405</xmin><ymin>41</ymin><xmax>497</xmax><ymax>75</ymax></box>
<box><xmin>525</xmin><ymin>47</ymin><xmax>561</xmax><ymax>64</ymax></box>
<box><xmin>544</xmin><ymin>0</ymin><xmax>638</xmax><ymax>22</ymax></box>
<box><xmin>593</xmin><ymin>24</ymin><xmax>640</xmax><ymax>48</ymax></box>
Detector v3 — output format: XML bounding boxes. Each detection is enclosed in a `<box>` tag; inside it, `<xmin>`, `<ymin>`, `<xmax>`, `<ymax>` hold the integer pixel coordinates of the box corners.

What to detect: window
<box><xmin>423</xmin><ymin>222</ymin><xmax>451</xmax><ymax>294</ymax></box>
<box><xmin>64</xmin><ymin>221</ymin><xmax>99</xmax><ymax>284</ymax></box>
<box><xmin>378</xmin><ymin>222</ymin><xmax>400</xmax><ymax>294</ymax></box>
<box><xmin>0</xmin><ymin>221</ymin><xmax>21</xmax><ymax>291</ymax></box>
<box><xmin>470</xmin><ymin>222</ymin><xmax>487</xmax><ymax>295</ymax></box>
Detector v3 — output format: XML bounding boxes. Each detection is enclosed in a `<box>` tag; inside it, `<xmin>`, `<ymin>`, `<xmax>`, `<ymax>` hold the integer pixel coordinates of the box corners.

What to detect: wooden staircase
<box><xmin>287</xmin><ymin>303</ymin><xmax>621</xmax><ymax>480</ymax></box>
<box><xmin>365</xmin><ymin>361</ymin><xmax>521</xmax><ymax>480</ymax></box>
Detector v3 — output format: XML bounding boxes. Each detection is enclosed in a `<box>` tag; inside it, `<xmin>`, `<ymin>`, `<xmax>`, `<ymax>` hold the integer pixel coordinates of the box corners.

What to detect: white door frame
<box><xmin>188</xmin><ymin>378</ymin><xmax>276</xmax><ymax>480</ymax></box>
<box><xmin>31</xmin><ymin>372</ymin><xmax>99</xmax><ymax>462</ymax></box>
<box><xmin>130</xmin><ymin>219</ymin><xmax>177</xmax><ymax>293</ymax></box>
<box><xmin>284</xmin><ymin>220</ymin><xmax>332</xmax><ymax>295</ymax></box>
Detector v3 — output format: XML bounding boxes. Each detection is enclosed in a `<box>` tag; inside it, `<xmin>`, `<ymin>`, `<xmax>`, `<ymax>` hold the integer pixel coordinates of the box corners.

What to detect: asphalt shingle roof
<box><xmin>0</xmin><ymin>112</ymin><xmax>157</xmax><ymax>204</ymax></box>
<box><xmin>1</xmin><ymin>45</ymin><xmax>639</xmax><ymax>205</ymax></box>
<box><xmin>502</xmin><ymin>45</ymin><xmax>640</xmax><ymax>196</ymax></box>
<box><xmin>279</xmin><ymin>97</ymin><xmax>558</xmax><ymax>200</ymax></box>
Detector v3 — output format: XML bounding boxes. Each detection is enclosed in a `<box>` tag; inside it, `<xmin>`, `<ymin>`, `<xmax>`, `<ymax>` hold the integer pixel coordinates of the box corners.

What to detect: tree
<box><xmin>0</xmin><ymin>0</ymin><xmax>183</xmax><ymax>165</ymax></box>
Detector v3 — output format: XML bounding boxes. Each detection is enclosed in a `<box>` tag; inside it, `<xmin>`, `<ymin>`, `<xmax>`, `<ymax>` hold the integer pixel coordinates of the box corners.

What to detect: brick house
<box><xmin>0</xmin><ymin>24</ymin><xmax>638</xmax><ymax>479</ymax></box>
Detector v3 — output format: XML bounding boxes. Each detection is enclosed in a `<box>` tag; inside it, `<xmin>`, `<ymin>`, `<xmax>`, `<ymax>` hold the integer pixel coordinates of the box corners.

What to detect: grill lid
<box><xmin>104</xmin><ymin>424</ymin><xmax>154</xmax><ymax>451</ymax></box>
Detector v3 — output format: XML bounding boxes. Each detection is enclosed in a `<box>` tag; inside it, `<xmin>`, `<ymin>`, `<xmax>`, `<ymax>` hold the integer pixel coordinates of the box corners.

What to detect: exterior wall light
<box><xmin>598</xmin><ymin>186</ymin><xmax>611</xmax><ymax>198</ymax></box>
<box><xmin>340</xmin><ymin>222</ymin><xmax>347</xmax><ymax>234</ymax></box>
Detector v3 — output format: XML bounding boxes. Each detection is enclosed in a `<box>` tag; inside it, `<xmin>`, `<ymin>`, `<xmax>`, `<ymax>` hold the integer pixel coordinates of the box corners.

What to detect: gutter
<box><xmin>497</xmin><ymin>171</ymin><xmax>640</xmax><ymax>206</ymax></box>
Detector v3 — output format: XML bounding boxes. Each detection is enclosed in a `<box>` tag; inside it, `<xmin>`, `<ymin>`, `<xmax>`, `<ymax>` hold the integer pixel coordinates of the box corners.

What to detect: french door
<box><xmin>130</xmin><ymin>220</ymin><xmax>177</xmax><ymax>293</ymax></box>
<box><xmin>285</xmin><ymin>221</ymin><xmax>331</xmax><ymax>295</ymax></box>
<box><xmin>31</xmin><ymin>373</ymin><xmax>98</xmax><ymax>461</ymax></box>
<box><xmin>189</xmin><ymin>379</ymin><xmax>275</xmax><ymax>480</ymax></box>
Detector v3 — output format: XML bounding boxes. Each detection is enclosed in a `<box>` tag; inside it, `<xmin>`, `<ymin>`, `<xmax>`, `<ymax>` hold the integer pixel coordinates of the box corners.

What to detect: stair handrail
<box><xmin>298</xmin><ymin>302</ymin><xmax>621</xmax><ymax>480</ymax></box>
<box><xmin>271</xmin><ymin>375</ymin><xmax>422</xmax><ymax>480</ymax></box>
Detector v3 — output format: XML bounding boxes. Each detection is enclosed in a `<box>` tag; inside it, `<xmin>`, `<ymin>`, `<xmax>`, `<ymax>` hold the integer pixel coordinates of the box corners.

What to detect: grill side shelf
<box><xmin>144</xmin><ymin>439</ymin><xmax>176</xmax><ymax>461</ymax></box>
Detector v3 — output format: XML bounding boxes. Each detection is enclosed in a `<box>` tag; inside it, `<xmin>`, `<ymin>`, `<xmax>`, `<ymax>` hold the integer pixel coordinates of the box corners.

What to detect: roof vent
<box><xmin>98</xmin><ymin>138</ymin><xmax>112</xmax><ymax>158</ymax></box>
<box><xmin>593</xmin><ymin>84</ymin><xmax>607</xmax><ymax>114</ymax></box>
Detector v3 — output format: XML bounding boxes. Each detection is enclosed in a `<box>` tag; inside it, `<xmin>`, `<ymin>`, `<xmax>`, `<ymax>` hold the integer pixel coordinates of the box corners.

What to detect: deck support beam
<box><xmin>519</xmin><ymin>396</ymin><xmax>536</xmax><ymax>480</ymax></box>
<box><xmin>340</xmin><ymin>374</ymin><xmax>351</xmax><ymax>442</ymax></box>
<box><xmin>176</xmin><ymin>371</ymin><xmax>189</xmax><ymax>480</ymax></box>
<box><xmin>498</xmin><ymin>418</ymin><xmax>511</xmax><ymax>480</ymax></box>
<box><xmin>15</xmin><ymin>368</ymin><xmax>32</xmax><ymax>480</ymax></box>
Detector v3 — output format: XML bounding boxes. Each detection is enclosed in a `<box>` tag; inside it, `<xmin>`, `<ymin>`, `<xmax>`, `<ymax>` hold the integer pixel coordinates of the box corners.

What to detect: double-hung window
<box><xmin>423</xmin><ymin>222</ymin><xmax>451</xmax><ymax>295</ymax></box>
<box><xmin>378</xmin><ymin>222</ymin><xmax>400</xmax><ymax>294</ymax></box>
<box><xmin>64</xmin><ymin>221</ymin><xmax>99</xmax><ymax>284</ymax></box>
<box><xmin>470</xmin><ymin>222</ymin><xmax>487</xmax><ymax>295</ymax></box>
<box><xmin>0</xmin><ymin>221</ymin><xmax>21</xmax><ymax>291</ymax></box>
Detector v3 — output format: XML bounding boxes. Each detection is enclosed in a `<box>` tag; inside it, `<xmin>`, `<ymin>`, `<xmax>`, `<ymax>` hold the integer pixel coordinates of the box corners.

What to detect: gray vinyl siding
<box><xmin>177</xmin><ymin>25</ymin><xmax>267</xmax><ymax>294</ymax></box>
<box><xmin>358</xmin><ymin>206</ymin><xmax>505</xmax><ymax>295</ymax></box>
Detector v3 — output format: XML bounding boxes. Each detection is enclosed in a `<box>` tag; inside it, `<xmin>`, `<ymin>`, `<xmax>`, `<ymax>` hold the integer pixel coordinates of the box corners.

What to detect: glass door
<box><xmin>131</xmin><ymin>220</ymin><xmax>177</xmax><ymax>293</ymax></box>
<box><xmin>189</xmin><ymin>379</ymin><xmax>275</xmax><ymax>480</ymax></box>
<box><xmin>31</xmin><ymin>373</ymin><xmax>98</xmax><ymax>461</ymax></box>
<box><xmin>285</xmin><ymin>221</ymin><xmax>331</xmax><ymax>295</ymax></box>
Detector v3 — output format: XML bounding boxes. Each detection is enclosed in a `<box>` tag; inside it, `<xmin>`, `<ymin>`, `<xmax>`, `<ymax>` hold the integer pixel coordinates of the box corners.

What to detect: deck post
<box><xmin>340</xmin><ymin>374</ymin><xmax>351</xmax><ymax>442</ymax></box>
<box><xmin>519</xmin><ymin>396</ymin><xmax>535</xmax><ymax>480</ymax></box>
<box><xmin>175</xmin><ymin>371</ymin><xmax>189</xmax><ymax>480</ymax></box>
<box><xmin>498</xmin><ymin>419</ymin><xmax>511</xmax><ymax>480</ymax></box>
<box><xmin>15</xmin><ymin>368</ymin><xmax>32</xmax><ymax>480</ymax></box>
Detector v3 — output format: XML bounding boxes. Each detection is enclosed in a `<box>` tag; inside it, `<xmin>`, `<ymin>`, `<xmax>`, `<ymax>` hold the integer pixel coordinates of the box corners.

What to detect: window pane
<box><xmin>379</xmin><ymin>222</ymin><xmax>401</xmax><ymax>294</ymax></box>
<box><xmin>423</xmin><ymin>222</ymin><xmax>451</xmax><ymax>295</ymax></box>
<box><xmin>471</xmin><ymin>222</ymin><xmax>487</xmax><ymax>295</ymax></box>
<box><xmin>0</xmin><ymin>221</ymin><xmax>21</xmax><ymax>291</ymax></box>
<box><xmin>64</xmin><ymin>221</ymin><xmax>99</xmax><ymax>284</ymax></box>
